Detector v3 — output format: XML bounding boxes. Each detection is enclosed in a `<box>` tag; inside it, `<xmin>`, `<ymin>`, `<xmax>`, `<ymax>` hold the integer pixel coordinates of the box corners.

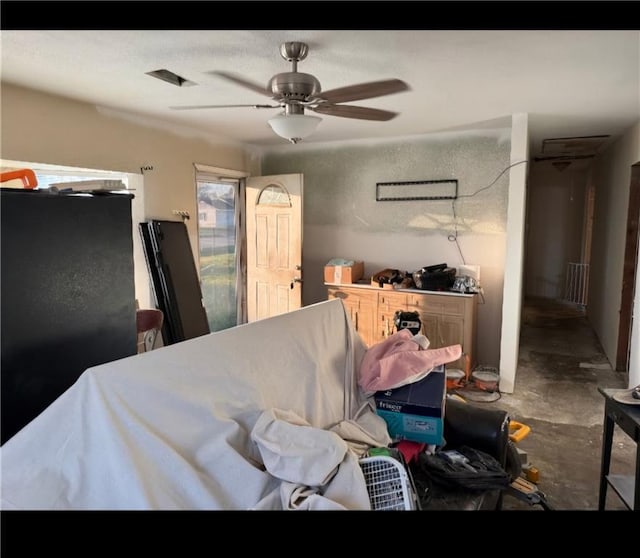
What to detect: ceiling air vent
<box><xmin>146</xmin><ymin>69</ymin><xmax>196</xmax><ymax>87</ymax></box>
<box><xmin>534</xmin><ymin>135</ymin><xmax>611</xmax><ymax>164</ymax></box>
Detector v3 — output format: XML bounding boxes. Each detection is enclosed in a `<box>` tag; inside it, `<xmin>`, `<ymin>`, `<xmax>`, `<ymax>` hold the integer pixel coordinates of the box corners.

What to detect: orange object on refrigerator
<box><xmin>0</xmin><ymin>168</ymin><xmax>38</xmax><ymax>189</ymax></box>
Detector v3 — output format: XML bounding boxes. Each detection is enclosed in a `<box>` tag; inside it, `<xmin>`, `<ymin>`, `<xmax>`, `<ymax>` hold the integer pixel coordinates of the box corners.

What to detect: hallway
<box><xmin>482</xmin><ymin>296</ymin><xmax>635</xmax><ymax>510</ymax></box>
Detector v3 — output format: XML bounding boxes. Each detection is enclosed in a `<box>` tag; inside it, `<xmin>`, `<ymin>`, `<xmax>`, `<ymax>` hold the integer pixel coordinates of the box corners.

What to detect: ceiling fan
<box><xmin>170</xmin><ymin>41</ymin><xmax>410</xmax><ymax>143</ymax></box>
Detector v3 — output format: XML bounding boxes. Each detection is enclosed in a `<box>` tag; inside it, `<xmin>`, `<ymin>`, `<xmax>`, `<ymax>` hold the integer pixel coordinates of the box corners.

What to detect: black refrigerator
<box><xmin>0</xmin><ymin>188</ymin><xmax>138</xmax><ymax>444</ymax></box>
<box><xmin>139</xmin><ymin>219</ymin><xmax>210</xmax><ymax>345</ymax></box>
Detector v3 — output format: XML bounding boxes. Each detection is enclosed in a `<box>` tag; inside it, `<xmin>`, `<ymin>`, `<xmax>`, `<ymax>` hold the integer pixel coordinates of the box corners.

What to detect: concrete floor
<box><xmin>460</xmin><ymin>296</ymin><xmax>636</xmax><ymax>511</ymax></box>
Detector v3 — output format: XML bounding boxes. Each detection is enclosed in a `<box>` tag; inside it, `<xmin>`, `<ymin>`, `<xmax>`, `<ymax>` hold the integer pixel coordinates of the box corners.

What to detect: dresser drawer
<box><xmin>407</xmin><ymin>293</ymin><xmax>466</xmax><ymax>316</ymax></box>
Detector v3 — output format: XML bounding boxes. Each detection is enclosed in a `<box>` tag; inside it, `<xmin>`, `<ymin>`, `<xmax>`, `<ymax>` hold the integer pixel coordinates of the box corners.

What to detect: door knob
<box><xmin>290</xmin><ymin>276</ymin><xmax>303</xmax><ymax>289</ymax></box>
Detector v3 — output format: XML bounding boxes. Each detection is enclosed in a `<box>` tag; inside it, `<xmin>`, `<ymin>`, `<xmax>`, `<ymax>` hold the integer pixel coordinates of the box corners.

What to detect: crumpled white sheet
<box><xmin>250</xmin><ymin>408</ymin><xmax>373</xmax><ymax>510</ymax></box>
<box><xmin>0</xmin><ymin>299</ymin><xmax>391</xmax><ymax>510</ymax></box>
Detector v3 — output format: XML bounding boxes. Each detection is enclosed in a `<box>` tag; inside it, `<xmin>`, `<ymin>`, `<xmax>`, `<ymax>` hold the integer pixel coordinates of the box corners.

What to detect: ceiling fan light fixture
<box><xmin>268</xmin><ymin>113</ymin><xmax>322</xmax><ymax>144</ymax></box>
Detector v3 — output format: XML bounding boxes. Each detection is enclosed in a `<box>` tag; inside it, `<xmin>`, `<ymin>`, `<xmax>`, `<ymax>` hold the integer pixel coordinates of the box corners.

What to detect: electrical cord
<box><xmin>448</xmin><ymin>198</ymin><xmax>466</xmax><ymax>264</ymax></box>
<box><xmin>447</xmin><ymin>159</ymin><xmax>529</xmax><ymax>265</ymax></box>
<box><xmin>457</xmin><ymin>159</ymin><xmax>529</xmax><ymax>200</ymax></box>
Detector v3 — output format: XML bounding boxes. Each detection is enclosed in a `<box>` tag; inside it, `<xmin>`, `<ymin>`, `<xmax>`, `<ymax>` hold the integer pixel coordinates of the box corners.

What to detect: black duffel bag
<box><xmin>417</xmin><ymin>445</ymin><xmax>511</xmax><ymax>492</ymax></box>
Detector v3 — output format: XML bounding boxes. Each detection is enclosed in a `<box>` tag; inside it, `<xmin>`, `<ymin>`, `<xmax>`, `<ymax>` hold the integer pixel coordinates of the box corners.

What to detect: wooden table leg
<box><xmin>598</xmin><ymin>409</ymin><xmax>614</xmax><ymax>511</ymax></box>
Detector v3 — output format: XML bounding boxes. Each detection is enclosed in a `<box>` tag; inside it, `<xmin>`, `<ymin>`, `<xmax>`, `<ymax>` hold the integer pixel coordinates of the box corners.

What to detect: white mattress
<box><xmin>0</xmin><ymin>299</ymin><xmax>391</xmax><ymax>510</ymax></box>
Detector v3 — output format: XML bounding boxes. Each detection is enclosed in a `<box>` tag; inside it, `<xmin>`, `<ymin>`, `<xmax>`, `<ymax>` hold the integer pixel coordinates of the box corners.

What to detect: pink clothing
<box><xmin>358</xmin><ymin>329</ymin><xmax>462</xmax><ymax>393</ymax></box>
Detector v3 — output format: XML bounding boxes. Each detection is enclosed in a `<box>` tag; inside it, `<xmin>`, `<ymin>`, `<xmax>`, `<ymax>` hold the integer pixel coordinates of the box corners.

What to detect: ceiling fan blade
<box><xmin>169</xmin><ymin>104</ymin><xmax>279</xmax><ymax>110</ymax></box>
<box><xmin>317</xmin><ymin>79</ymin><xmax>409</xmax><ymax>104</ymax></box>
<box><xmin>311</xmin><ymin>104</ymin><xmax>399</xmax><ymax>121</ymax></box>
<box><xmin>209</xmin><ymin>71</ymin><xmax>272</xmax><ymax>97</ymax></box>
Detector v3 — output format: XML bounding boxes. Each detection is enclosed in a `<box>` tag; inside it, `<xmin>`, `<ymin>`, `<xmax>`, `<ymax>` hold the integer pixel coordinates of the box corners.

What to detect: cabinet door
<box><xmin>328</xmin><ymin>287</ymin><xmax>376</xmax><ymax>346</ymax></box>
<box><xmin>439</xmin><ymin>315</ymin><xmax>465</xmax><ymax>348</ymax></box>
<box><xmin>439</xmin><ymin>315</ymin><xmax>466</xmax><ymax>370</ymax></box>
<box><xmin>418</xmin><ymin>312</ymin><xmax>466</xmax><ymax>369</ymax></box>
<box><xmin>419</xmin><ymin>312</ymin><xmax>440</xmax><ymax>347</ymax></box>
<box><xmin>377</xmin><ymin>291</ymin><xmax>409</xmax><ymax>342</ymax></box>
<box><xmin>377</xmin><ymin>310</ymin><xmax>398</xmax><ymax>342</ymax></box>
<box><xmin>354</xmin><ymin>295</ymin><xmax>377</xmax><ymax>347</ymax></box>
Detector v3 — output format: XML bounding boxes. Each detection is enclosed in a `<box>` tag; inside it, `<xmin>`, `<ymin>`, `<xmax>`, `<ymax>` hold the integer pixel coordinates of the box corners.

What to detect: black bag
<box><xmin>412</xmin><ymin>263</ymin><xmax>456</xmax><ymax>291</ymax></box>
<box><xmin>417</xmin><ymin>445</ymin><xmax>511</xmax><ymax>492</ymax></box>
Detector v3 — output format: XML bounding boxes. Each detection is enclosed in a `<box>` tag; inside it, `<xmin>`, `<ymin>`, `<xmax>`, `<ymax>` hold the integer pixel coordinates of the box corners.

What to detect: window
<box><xmin>257</xmin><ymin>184</ymin><xmax>291</xmax><ymax>206</ymax></box>
<box><xmin>35</xmin><ymin>172</ymin><xmax>128</xmax><ymax>190</ymax></box>
<box><xmin>1</xmin><ymin>161</ymin><xmax>131</xmax><ymax>191</ymax></box>
<box><xmin>196</xmin><ymin>173</ymin><xmax>241</xmax><ymax>332</ymax></box>
<box><xmin>1</xmin><ymin>160</ymin><xmax>130</xmax><ymax>192</ymax></box>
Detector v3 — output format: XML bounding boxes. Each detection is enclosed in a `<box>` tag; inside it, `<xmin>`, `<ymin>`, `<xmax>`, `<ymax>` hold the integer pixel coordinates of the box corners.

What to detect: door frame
<box><xmin>193</xmin><ymin>163</ymin><xmax>250</xmax><ymax>326</ymax></box>
<box><xmin>616</xmin><ymin>163</ymin><xmax>640</xmax><ymax>371</ymax></box>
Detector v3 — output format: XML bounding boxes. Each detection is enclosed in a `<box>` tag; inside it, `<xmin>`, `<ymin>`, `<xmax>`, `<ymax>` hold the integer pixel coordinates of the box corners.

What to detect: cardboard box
<box><xmin>374</xmin><ymin>365</ymin><xmax>446</xmax><ymax>445</ymax></box>
<box><xmin>324</xmin><ymin>260</ymin><xmax>364</xmax><ymax>284</ymax></box>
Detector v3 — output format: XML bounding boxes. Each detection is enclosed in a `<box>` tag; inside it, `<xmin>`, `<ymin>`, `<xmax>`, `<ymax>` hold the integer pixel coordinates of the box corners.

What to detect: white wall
<box><xmin>127</xmin><ymin>173</ymin><xmax>150</xmax><ymax>308</ymax></box>
<box><xmin>1</xmin><ymin>83</ymin><xmax>260</xmax><ymax>304</ymax></box>
<box><xmin>499</xmin><ymin>113</ymin><xmax>529</xmax><ymax>394</ymax></box>
<box><xmin>262</xmin><ymin>128</ymin><xmax>512</xmax><ymax>368</ymax></box>
<box><xmin>589</xmin><ymin>121</ymin><xmax>640</xmax><ymax>378</ymax></box>
<box><xmin>525</xmin><ymin>165</ymin><xmax>588</xmax><ymax>299</ymax></box>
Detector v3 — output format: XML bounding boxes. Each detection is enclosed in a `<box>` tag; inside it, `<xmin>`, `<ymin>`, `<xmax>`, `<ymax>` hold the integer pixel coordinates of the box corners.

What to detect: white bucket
<box><xmin>446</xmin><ymin>368</ymin><xmax>465</xmax><ymax>390</ymax></box>
<box><xmin>471</xmin><ymin>367</ymin><xmax>499</xmax><ymax>392</ymax></box>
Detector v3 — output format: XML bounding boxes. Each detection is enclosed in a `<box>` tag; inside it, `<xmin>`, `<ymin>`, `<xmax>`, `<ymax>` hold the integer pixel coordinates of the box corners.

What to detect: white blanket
<box><xmin>0</xmin><ymin>299</ymin><xmax>391</xmax><ymax>510</ymax></box>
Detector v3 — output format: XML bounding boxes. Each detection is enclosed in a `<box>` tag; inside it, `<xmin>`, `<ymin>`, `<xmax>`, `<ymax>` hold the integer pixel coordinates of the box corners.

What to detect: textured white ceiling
<box><xmin>1</xmin><ymin>29</ymin><xmax>638</xmax><ymax>154</ymax></box>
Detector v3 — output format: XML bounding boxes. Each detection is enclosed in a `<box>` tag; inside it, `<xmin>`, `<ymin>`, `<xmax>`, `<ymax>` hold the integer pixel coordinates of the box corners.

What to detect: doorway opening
<box><xmin>562</xmin><ymin>180</ymin><xmax>595</xmax><ymax>308</ymax></box>
<box><xmin>616</xmin><ymin>162</ymin><xmax>640</xmax><ymax>371</ymax></box>
<box><xmin>194</xmin><ymin>163</ymin><xmax>250</xmax><ymax>331</ymax></box>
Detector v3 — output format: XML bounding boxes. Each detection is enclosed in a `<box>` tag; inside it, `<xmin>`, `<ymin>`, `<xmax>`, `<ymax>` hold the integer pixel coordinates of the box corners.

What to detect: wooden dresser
<box><xmin>327</xmin><ymin>282</ymin><xmax>478</xmax><ymax>371</ymax></box>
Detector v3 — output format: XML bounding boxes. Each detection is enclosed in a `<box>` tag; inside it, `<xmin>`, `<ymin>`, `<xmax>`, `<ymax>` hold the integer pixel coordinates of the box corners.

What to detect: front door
<box><xmin>246</xmin><ymin>173</ymin><xmax>303</xmax><ymax>322</ymax></box>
